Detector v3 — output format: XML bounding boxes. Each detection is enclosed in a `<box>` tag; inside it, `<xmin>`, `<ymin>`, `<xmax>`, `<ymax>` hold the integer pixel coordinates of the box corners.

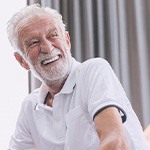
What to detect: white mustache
<box><xmin>38</xmin><ymin>48</ymin><xmax>61</xmax><ymax>62</ymax></box>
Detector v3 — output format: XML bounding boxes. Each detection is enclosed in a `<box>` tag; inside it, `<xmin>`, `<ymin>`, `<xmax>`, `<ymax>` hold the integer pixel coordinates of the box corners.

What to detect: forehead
<box><xmin>17</xmin><ymin>13</ymin><xmax>60</xmax><ymax>37</ymax></box>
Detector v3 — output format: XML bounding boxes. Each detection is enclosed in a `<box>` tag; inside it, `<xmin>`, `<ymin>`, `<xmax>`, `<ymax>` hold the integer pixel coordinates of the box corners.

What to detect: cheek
<box><xmin>58</xmin><ymin>41</ymin><xmax>70</xmax><ymax>54</ymax></box>
<box><xmin>27</xmin><ymin>54</ymin><xmax>39</xmax><ymax>66</ymax></box>
<box><xmin>27</xmin><ymin>47</ymin><xmax>40</xmax><ymax>59</ymax></box>
<box><xmin>54</xmin><ymin>37</ymin><xmax>70</xmax><ymax>50</ymax></box>
<box><xmin>30</xmin><ymin>53</ymin><xmax>38</xmax><ymax>60</ymax></box>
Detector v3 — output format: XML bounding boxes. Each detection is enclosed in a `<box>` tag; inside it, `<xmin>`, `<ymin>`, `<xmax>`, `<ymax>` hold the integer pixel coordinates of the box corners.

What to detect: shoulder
<box><xmin>74</xmin><ymin>58</ymin><xmax>112</xmax><ymax>88</ymax></box>
<box><xmin>80</xmin><ymin>58</ymin><xmax>109</xmax><ymax>69</ymax></box>
<box><xmin>77</xmin><ymin>57</ymin><xmax>110</xmax><ymax>75</ymax></box>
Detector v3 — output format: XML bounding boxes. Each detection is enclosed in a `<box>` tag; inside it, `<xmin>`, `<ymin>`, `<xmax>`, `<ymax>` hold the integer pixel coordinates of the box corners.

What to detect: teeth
<box><xmin>42</xmin><ymin>56</ymin><xmax>59</xmax><ymax>65</ymax></box>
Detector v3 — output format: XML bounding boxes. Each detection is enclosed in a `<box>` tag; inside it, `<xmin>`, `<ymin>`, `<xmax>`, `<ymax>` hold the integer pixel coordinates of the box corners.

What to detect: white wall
<box><xmin>0</xmin><ymin>0</ymin><xmax>28</xmax><ymax>149</ymax></box>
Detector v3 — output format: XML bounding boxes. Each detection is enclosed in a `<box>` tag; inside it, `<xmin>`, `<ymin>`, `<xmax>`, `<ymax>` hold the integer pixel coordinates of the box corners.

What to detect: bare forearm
<box><xmin>94</xmin><ymin>107</ymin><xmax>129</xmax><ymax>150</ymax></box>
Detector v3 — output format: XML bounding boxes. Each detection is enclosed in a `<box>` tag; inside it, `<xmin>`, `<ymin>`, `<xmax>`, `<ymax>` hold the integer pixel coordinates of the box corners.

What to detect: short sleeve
<box><xmin>79</xmin><ymin>58</ymin><xmax>129</xmax><ymax>123</ymax></box>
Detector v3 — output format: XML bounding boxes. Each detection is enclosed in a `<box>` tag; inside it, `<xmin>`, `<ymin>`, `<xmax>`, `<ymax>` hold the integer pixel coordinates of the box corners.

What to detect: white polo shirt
<box><xmin>8</xmin><ymin>58</ymin><xmax>148</xmax><ymax>150</ymax></box>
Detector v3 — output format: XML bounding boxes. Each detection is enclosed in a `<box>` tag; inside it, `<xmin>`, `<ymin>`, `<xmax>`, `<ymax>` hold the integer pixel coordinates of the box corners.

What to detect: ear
<box><xmin>65</xmin><ymin>31</ymin><xmax>71</xmax><ymax>49</ymax></box>
<box><xmin>14</xmin><ymin>52</ymin><xmax>30</xmax><ymax>70</ymax></box>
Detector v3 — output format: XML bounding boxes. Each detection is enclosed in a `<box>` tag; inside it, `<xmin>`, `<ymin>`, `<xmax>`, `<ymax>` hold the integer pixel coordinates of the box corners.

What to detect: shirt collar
<box><xmin>58</xmin><ymin>58</ymin><xmax>80</xmax><ymax>94</ymax></box>
<box><xmin>37</xmin><ymin>58</ymin><xmax>81</xmax><ymax>104</ymax></box>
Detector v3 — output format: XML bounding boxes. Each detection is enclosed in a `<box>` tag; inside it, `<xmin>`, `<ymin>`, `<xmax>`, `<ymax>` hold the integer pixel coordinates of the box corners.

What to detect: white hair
<box><xmin>7</xmin><ymin>3</ymin><xmax>66</xmax><ymax>53</ymax></box>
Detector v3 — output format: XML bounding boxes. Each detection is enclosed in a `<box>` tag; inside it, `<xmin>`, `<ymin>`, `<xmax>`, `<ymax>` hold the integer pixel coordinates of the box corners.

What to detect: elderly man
<box><xmin>7</xmin><ymin>4</ymin><xmax>148</xmax><ymax>150</ymax></box>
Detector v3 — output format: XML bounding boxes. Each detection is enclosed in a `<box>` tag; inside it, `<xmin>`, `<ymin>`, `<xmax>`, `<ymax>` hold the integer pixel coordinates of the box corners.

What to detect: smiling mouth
<box><xmin>41</xmin><ymin>55</ymin><xmax>60</xmax><ymax>65</ymax></box>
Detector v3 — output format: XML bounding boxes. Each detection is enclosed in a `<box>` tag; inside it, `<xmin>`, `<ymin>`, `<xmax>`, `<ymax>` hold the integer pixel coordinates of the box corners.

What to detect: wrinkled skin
<box><xmin>15</xmin><ymin>13</ymin><xmax>72</xmax><ymax>94</ymax></box>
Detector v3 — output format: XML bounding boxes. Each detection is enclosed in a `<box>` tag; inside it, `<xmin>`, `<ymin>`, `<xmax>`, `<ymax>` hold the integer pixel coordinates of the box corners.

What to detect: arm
<box><xmin>144</xmin><ymin>124</ymin><xmax>150</xmax><ymax>149</ymax></box>
<box><xmin>8</xmin><ymin>103</ymin><xmax>36</xmax><ymax>150</ymax></box>
<box><xmin>94</xmin><ymin>107</ymin><xmax>129</xmax><ymax>150</ymax></box>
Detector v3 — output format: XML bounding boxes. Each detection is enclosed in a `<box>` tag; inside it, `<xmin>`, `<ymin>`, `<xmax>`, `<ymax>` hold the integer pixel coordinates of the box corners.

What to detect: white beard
<box><xmin>28</xmin><ymin>48</ymin><xmax>73</xmax><ymax>85</ymax></box>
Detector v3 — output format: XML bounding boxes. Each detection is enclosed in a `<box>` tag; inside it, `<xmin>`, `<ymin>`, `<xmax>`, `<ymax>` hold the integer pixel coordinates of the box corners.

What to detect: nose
<box><xmin>40</xmin><ymin>39</ymin><xmax>54</xmax><ymax>53</ymax></box>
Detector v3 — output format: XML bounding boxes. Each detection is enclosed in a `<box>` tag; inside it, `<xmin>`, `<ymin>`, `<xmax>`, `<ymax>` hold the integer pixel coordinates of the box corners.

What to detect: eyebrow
<box><xmin>24</xmin><ymin>27</ymin><xmax>58</xmax><ymax>45</ymax></box>
<box><xmin>47</xmin><ymin>27</ymin><xmax>57</xmax><ymax>35</ymax></box>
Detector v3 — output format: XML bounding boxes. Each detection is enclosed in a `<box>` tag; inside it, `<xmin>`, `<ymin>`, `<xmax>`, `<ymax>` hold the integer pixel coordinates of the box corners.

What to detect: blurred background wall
<box><xmin>0</xmin><ymin>0</ymin><xmax>28</xmax><ymax>149</ymax></box>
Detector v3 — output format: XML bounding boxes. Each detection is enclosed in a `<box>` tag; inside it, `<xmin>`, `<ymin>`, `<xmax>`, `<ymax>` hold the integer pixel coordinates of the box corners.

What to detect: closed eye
<box><xmin>28</xmin><ymin>41</ymin><xmax>39</xmax><ymax>47</ymax></box>
<box><xmin>50</xmin><ymin>32</ymin><xmax>58</xmax><ymax>38</ymax></box>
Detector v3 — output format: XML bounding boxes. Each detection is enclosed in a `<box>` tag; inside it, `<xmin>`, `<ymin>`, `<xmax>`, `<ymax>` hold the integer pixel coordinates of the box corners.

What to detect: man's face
<box><xmin>17</xmin><ymin>14</ymin><xmax>72</xmax><ymax>83</ymax></box>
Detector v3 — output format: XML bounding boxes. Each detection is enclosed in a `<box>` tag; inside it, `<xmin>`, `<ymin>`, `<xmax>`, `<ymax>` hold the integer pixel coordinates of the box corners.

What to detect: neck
<box><xmin>45</xmin><ymin>76</ymin><xmax>68</xmax><ymax>97</ymax></box>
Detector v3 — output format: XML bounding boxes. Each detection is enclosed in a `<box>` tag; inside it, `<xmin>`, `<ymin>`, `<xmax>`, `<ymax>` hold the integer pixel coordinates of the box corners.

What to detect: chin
<box><xmin>32</xmin><ymin>56</ymin><xmax>73</xmax><ymax>84</ymax></box>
